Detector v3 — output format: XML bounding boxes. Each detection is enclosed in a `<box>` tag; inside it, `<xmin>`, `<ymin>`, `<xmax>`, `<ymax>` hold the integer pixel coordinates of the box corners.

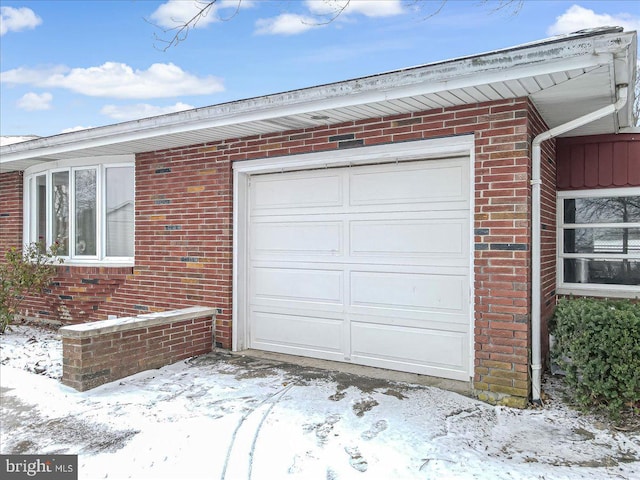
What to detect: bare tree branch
<box><xmin>148</xmin><ymin>0</ymin><xmax>527</xmax><ymax>51</ymax></box>
<box><xmin>146</xmin><ymin>0</ymin><xmax>242</xmax><ymax>51</ymax></box>
<box><xmin>418</xmin><ymin>0</ymin><xmax>448</xmax><ymax>21</ymax></box>
<box><xmin>481</xmin><ymin>0</ymin><xmax>525</xmax><ymax>16</ymax></box>
<box><xmin>305</xmin><ymin>0</ymin><xmax>352</xmax><ymax>26</ymax></box>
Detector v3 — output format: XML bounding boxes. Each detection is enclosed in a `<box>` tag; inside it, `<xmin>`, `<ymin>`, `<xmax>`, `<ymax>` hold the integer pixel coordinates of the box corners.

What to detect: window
<box><xmin>35</xmin><ymin>174</ymin><xmax>47</xmax><ymax>249</ymax></box>
<box><xmin>52</xmin><ymin>171</ymin><xmax>69</xmax><ymax>255</ymax></box>
<box><xmin>24</xmin><ymin>158</ymin><xmax>134</xmax><ymax>263</ymax></box>
<box><xmin>558</xmin><ymin>188</ymin><xmax>640</xmax><ymax>296</ymax></box>
<box><xmin>74</xmin><ymin>168</ymin><xmax>97</xmax><ymax>256</ymax></box>
<box><xmin>105</xmin><ymin>167</ymin><xmax>135</xmax><ymax>257</ymax></box>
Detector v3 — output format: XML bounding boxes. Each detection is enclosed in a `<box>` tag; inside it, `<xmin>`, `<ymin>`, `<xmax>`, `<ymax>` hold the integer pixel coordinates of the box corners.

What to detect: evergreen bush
<box><xmin>551</xmin><ymin>297</ymin><xmax>640</xmax><ymax>419</ymax></box>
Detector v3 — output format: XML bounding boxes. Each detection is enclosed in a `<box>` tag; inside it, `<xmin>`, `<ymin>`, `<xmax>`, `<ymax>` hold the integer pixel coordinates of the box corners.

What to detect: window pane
<box><xmin>52</xmin><ymin>171</ymin><xmax>69</xmax><ymax>256</ymax></box>
<box><xmin>564</xmin><ymin>228</ymin><xmax>640</xmax><ymax>254</ymax></box>
<box><xmin>35</xmin><ymin>175</ymin><xmax>47</xmax><ymax>251</ymax></box>
<box><xmin>564</xmin><ymin>196</ymin><xmax>640</xmax><ymax>224</ymax></box>
<box><xmin>75</xmin><ymin>169</ymin><xmax>97</xmax><ymax>256</ymax></box>
<box><xmin>105</xmin><ymin>167</ymin><xmax>134</xmax><ymax>257</ymax></box>
<box><xmin>564</xmin><ymin>258</ymin><xmax>640</xmax><ymax>285</ymax></box>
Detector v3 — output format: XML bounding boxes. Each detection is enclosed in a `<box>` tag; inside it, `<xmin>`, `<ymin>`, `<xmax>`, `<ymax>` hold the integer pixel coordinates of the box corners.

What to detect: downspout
<box><xmin>530</xmin><ymin>84</ymin><xmax>628</xmax><ymax>404</ymax></box>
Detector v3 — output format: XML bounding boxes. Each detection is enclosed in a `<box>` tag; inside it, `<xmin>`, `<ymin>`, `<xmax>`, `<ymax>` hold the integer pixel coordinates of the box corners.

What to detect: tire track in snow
<box><xmin>220</xmin><ymin>383</ymin><xmax>294</xmax><ymax>480</ymax></box>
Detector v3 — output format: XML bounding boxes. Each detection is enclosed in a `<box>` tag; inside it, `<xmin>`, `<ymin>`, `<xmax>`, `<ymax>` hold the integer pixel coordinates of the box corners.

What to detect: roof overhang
<box><xmin>1</xmin><ymin>27</ymin><xmax>636</xmax><ymax>172</ymax></box>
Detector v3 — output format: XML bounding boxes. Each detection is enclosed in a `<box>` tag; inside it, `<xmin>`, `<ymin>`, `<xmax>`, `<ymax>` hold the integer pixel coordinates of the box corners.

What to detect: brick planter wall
<box><xmin>60</xmin><ymin>306</ymin><xmax>216</xmax><ymax>391</ymax></box>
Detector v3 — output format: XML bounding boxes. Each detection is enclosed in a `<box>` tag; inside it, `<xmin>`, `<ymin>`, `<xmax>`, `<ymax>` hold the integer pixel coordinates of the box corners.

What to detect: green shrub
<box><xmin>551</xmin><ymin>297</ymin><xmax>640</xmax><ymax>419</ymax></box>
<box><xmin>0</xmin><ymin>243</ymin><xmax>63</xmax><ymax>334</ymax></box>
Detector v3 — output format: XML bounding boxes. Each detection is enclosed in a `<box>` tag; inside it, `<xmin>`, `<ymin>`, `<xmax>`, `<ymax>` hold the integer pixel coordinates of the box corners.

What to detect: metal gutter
<box><xmin>530</xmin><ymin>84</ymin><xmax>629</xmax><ymax>404</ymax></box>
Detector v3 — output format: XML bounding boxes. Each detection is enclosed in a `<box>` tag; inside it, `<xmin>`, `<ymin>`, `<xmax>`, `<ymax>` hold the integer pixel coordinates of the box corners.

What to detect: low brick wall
<box><xmin>60</xmin><ymin>306</ymin><xmax>216</xmax><ymax>391</ymax></box>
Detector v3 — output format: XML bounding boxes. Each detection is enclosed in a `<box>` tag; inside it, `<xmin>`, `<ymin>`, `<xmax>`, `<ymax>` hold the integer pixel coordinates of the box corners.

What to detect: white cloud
<box><xmin>0</xmin><ymin>65</ymin><xmax>68</xmax><ymax>84</ymax></box>
<box><xmin>255</xmin><ymin>14</ymin><xmax>322</xmax><ymax>36</ymax></box>
<box><xmin>150</xmin><ymin>0</ymin><xmax>253</xmax><ymax>29</ymax></box>
<box><xmin>0</xmin><ymin>6</ymin><xmax>42</xmax><ymax>36</ymax></box>
<box><xmin>255</xmin><ymin>0</ymin><xmax>404</xmax><ymax>36</ymax></box>
<box><xmin>100</xmin><ymin>102</ymin><xmax>195</xmax><ymax>121</ymax></box>
<box><xmin>1</xmin><ymin>62</ymin><xmax>224</xmax><ymax>99</ymax></box>
<box><xmin>547</xmin><ymin>4</ymin><xmax>640</xmax><ymax>36</ymax></box>
<box><xmin>306</xmin><ymin>0</ymin><xmax>404</xmax><ymax>18</ymax></box>
<box><xmin>16</xmin><ymin>92</ymin><xmax>52</xmax><ymax>111</ymax></box>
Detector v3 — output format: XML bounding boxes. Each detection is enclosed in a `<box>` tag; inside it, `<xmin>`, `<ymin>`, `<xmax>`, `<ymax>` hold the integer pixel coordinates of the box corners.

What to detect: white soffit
<box><xmin>0</xmin><ymin>28</ymin><xmax>636</xmax><ymax>172</ymax></box>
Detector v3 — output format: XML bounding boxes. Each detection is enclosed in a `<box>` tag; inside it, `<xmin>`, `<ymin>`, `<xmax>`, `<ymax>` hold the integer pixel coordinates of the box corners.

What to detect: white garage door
<box><xmin>248</xmin><ymin>158</ymin><xmax>471</xmax><ymax>381</ymax></box>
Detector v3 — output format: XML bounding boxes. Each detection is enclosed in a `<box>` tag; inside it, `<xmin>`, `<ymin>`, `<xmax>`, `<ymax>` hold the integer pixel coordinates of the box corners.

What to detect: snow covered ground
<box><xmin>1</xmin><ymin>324</ymin><xmax>639</xmax><ymax>480</ymax></box>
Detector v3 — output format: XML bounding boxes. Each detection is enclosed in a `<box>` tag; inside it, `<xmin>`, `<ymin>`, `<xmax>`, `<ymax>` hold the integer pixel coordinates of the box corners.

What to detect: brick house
<box><xmin>1</xmin><ymin>28</ymin><xmax>638</xmax><ymax>405</ymax></box>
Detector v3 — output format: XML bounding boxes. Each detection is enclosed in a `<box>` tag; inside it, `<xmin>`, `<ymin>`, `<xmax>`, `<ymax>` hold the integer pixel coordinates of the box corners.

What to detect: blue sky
<box><xmin>1</xmin><ymin>0</ymin><xmax>638</xmax><ymax>138</ymax></box>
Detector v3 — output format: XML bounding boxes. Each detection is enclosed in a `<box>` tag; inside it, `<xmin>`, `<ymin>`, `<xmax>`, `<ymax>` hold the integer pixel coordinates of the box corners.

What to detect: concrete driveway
<box><xmin>1</xmin><ymin>347</ymin><xmax>639</xmax><ymax>480</ymax></box>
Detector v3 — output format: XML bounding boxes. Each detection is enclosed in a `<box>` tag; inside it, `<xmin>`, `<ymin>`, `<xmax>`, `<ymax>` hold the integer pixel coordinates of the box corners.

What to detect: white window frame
<box><xmin>72</xmin><ymin>165</ymin><xmax>100</xmax><ymax>260</ymax></box>
<box><xmin>50</xmin><ymin>168</ymin><xmax>71</xmax><ymax>257</ymax></box>
<box><xmin>557</xmin><ymin>187</ymin><xmax>640</xmax><ymax>298</ymax></box>
<box><xmin>23</xmin><ymin>155</ymin><xmax>135</xmax><ymax>266</ymax></box>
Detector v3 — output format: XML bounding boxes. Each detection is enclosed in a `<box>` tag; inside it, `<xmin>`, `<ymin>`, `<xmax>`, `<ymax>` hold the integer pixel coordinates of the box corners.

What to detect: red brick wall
<box><xmin>62</xmin><ymin>313</ymin><xmax>213</xmax><ymax>391</ymax></box>
<box><xmin>470</xmin><ymin>99</ymin><xmax>532</xmax><ymax>406</ymax></box>
<box><xmin>2</xmin><ymin>98</ymin><xmax>546</xmax><ymax>404</ymax></box>
<box><xmin>0</xmin><ymin>172</ymin><xmax>131</xmax><ymax>326</ymax></box>
<box><xmin>99</xmin><ymin>152</ymin><xmax>233</xmax><ymax>347</ymax></box>
<box><xmin>0</xmin><ymin>171</ymin><xmax>23</xmax><ymax>259</ymax></box>
<box><xmin>20</xmin><ymin>266</ymin><xmax>132</xmax><ymax>325</ymax></box>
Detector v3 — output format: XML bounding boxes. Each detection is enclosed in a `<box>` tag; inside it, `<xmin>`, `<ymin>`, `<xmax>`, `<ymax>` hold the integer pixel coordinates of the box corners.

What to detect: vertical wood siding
<box><xmin>557</xmin><ymin>134</ymin><xmax>640</xmax><ymax>190</ymax></box>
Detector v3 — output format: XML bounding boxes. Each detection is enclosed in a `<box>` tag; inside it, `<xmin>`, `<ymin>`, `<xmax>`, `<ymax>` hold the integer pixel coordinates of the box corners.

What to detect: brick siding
<box><xmin>0</xmin><ymin>98</ymin><xmax>555</xmax><ymax>405</ymax></box>
<box><xmin>19</xmin><ymin>266</ymin><xmax>132</xmax><ymax>324</ymax></box>
<box><xmin>0</xmin><ymin>171</ymin><xmax>23</xmax><ymax>258</ymax></box>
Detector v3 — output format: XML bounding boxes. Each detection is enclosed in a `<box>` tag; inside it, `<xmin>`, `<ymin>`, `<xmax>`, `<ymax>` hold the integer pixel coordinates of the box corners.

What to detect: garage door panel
<box><xmin>348</xmin><ymin>312</ymin><xmax>469</xmax><ymax>332</ymax></box>
<box><xmin>251</xmin><ymin>172</ymin><xmax>343</xmax><ymax>213</ymax></box>
<box><xmin>252</xmin><ymin>304</ymin><xmax>345</xmax><ymax>318</ymax></box>
<box><xmin>252</xmin><ymin>267</ymin><xmax>343</xmax><ymax>305</ymax></box>
<box><xmin>247</xmin><ymin>156</ymin><xmax>472</xmax><ymax>381</ymax></box>
<box><xmin>350</xmin><ymin>219</ymin><xmax>467</xmax><ymax>258</ymax></box>
<box><xmin>350</xmin><ymin>162</ymin><xmax>468</xmax><ymax>207</ymax></box>
<box><xmin>251</xmin><ymin>222</ymin><xmax>343</xmax><ymax>256</ymax></box>
<box><xmin>251</xmin><ymin>311</ymin><xmax>344</xmax><ymax>356</ymax></box>
<box><xmin>350</xmin><ymin>271</ymin><xmax>468</xmax><ymax>314</ymax></box>
<box><xmin>350</xmin><ymin>322</ymin><xmax>468</xmax><ymax>380</ymax></box>
<box><xmin>347</xmin><ymin>201</ymin><xmax>470</xmax><ymax>214</ymax></box>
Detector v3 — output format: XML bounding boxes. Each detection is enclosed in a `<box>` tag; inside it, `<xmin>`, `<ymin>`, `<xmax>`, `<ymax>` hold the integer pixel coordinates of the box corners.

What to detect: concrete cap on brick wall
<box><xmin>59</xmin><ymin>306</ymin><xmax>217</xmax><ymax>338</ymax></box>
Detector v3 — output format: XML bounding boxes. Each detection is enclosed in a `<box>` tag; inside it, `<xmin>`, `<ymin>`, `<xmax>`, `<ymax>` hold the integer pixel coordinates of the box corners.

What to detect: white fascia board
<box><xmin>0</xmin><ymin>158</ymin><xmax>46</xmax><ymax>173</ymax></box>
<box><xmin>23</xmin><ymin>154</ymin><xmax>135</xmax><ymax>175</ymax></box>
<box><xmin>0</xmin><ymin>57</ymin><xmax>607</xmax><ymax>168</ymax></box>
<box><xmin>0</xmin><ymin>31</ymin><xmax>634</xmax><ymax>167</ymax></box>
